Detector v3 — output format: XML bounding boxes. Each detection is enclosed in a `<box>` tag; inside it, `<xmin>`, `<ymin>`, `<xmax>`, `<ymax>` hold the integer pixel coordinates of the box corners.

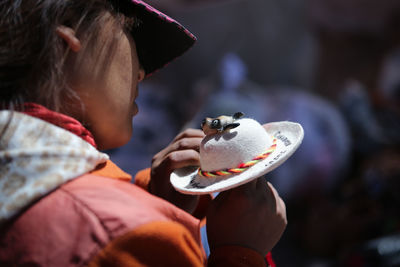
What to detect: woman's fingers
<box><xmin>153</xmin><ymin>138</ymin><xmax>202</xmax><ymax>164</ymax></box>
<box><xmin>173</xmin><ymin>128</ymin><xmax>205</xmax><ymax>142</ymax></box>
<box><xmin>150</xmin><ymin>128</ymin><xmax>203</xmax><ymax>214</ymax></box>
<box><xmin>171</xmin><ymin>137</ymin><xmax>203</xmax><ymax>153</ymax></box>
<box><xmin>152</xmin><ymin>129</ymin><xmax>203</xmax><ymax>164</ymax></box>
<box><xmin>150</xmin><ymin>148</ymin><xmax>201</xmax><ymax>213</ymax></box>
<box><xmin>153</xmin><ymin>128</ymin><xmax>203</xmax><ymax>173</ymax></box>
<box><xmin>161</xmin><ymin>149</ymin><xmax>201</xmax><ymax>173</ymax></box>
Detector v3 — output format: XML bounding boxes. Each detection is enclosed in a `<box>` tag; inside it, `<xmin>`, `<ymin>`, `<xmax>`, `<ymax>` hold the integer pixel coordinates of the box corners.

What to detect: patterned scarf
<box><xmin>0</xmin><ymin>105</ymin><xmax>109</xmax><ymax>224</ymax></box>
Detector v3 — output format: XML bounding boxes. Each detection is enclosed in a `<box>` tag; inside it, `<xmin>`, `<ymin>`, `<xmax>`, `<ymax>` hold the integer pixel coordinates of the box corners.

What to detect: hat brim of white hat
<box><xmin>170</xmin><ymin>121</ymin><xmax>304</xmax><ymax>195</ymax></box>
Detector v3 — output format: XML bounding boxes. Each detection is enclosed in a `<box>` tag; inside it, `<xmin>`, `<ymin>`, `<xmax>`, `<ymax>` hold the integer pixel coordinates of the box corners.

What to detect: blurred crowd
<box><xmin>108</xmin><ymin>0</ymin><xmax>400</xmax><ymax>266</ymax></box>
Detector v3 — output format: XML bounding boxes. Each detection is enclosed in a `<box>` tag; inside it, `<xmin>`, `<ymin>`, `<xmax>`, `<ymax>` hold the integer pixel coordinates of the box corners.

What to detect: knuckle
<box><xmin>184</xmin><ymin>149</ymin><xmax>198</xmax><ymax>160</ymax></box>
<box><xmin>182</xmin><ymin>129</ymin><xmax>196</xmax><ymax>139</ymax></box>
<box><xmin>166</xmin><ymin>152</ymin><xmax>179</xmax><ymax>165</ymax></box>
<box><xmin>151</xmin><ymin>155</ymin><xmax>158</xmax><ymax>164</ymax></box>
<box><xmin>152</xmin><ymin>149</ymin><xmax>164</xmax><ymax>162</ymax></box>
<box><xmin>280</xmin><ymin>216</ymin><xmax>288</xmax><ymax>230</ymax></box>
<box><xmin>189</xmin><ymin>149</ymin><xmax>199</xmax><ymax>159</ymax></box>
<box><xmin>182</xmin><ymin>128</ymin><xmax>200</xmax><ymax>138</ymax></box>
<box><xmin>177</xmin><ymin>139</ymin><xmax>189</xmax><ymax>150</ymax></box>
<box><xmin>183</xmin><ymin>128</ymin><xmax>194</xmax><ymax>135</ymax></box>
<box><xmin>278</xmin><ymin>207</ymin><xmax>288</xmax><ymax>225</ymax></box>
<box><xmin>151</xmin><ymin>153</ymin><xmax>162</xmax><ymax>165</ymax></box>
<box><xmin>180</xmin><ymin>129</ymin><xmax>191</xmax><ymax>137</ymax></box>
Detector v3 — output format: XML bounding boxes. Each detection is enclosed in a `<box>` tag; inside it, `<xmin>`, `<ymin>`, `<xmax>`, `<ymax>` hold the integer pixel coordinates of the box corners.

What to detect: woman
<box><xmin>0</xmin><ymin>0</ymin><xmax>286</xmax><ymax>266</ymax></box>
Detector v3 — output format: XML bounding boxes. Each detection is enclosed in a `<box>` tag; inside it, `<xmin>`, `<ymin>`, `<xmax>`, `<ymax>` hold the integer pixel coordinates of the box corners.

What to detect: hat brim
<box><xmin>114</xmin><ymin>0</ymin><xmax>196</xmax><ymax>75</ymax></box>
<box><xmin>170</xmin><ymin>121</ymin><xmax>304</xmax><ymax>195</ymax></box>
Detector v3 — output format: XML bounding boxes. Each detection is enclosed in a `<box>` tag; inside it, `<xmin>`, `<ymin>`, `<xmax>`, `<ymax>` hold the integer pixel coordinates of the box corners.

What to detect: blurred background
<box><xmin>108</xmin><ymin>0</ymin><xmax>400</xmax><ymax>266</ymax></box>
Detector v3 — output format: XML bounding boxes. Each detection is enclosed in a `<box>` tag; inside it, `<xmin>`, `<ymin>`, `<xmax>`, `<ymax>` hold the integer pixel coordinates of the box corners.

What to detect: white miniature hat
<box><xmin>170</xmin><ymin>118</ymin><xmax>304</xmax><ymax>195</ymax></box>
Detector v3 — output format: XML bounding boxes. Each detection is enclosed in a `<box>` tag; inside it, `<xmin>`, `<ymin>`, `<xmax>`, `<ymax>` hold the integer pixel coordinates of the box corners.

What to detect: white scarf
<box><xmin>0</xmin><ymin>111</ymin><xmax>109</xmax><ymax>224</ymax></box>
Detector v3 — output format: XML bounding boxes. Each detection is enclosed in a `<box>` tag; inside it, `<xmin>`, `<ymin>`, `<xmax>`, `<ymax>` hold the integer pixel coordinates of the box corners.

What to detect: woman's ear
<box><xmin>56</xmin><ymin>26</ymin><xmax>81</xmax><ymax>52</ymax></box>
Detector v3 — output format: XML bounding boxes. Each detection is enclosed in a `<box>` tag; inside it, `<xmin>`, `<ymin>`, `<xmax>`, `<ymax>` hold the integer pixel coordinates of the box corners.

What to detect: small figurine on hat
<box><xmin>201</xmin><ymin>112</ymin><xmax>244</xmax><ymax>135</ymax></box>
<box><xmin>171</xmin><ymin>113</ymin><xmax>304</xmax><ymax>195</ymax></box>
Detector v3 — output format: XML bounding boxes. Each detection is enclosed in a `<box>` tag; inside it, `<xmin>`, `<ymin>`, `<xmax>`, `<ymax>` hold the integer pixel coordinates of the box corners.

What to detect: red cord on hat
<box><xmin>198</xmin><ymin>138</ymin><xmax>277</xmax><ymax>178</ymax></box>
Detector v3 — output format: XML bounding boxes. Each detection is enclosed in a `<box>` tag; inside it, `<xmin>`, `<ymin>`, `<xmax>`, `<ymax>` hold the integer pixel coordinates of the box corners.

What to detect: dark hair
<box><xmin>0</xmin><ymin>0</ymin><xmax>135</xmax><ymax>112</ymax></box>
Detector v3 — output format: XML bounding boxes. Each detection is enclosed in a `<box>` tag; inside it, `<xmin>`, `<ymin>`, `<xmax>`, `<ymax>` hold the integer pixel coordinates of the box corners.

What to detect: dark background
<box><xmin>109</xmin><ymin>1</ymin><xmax>400</xmax><ymax>265</ymax></box>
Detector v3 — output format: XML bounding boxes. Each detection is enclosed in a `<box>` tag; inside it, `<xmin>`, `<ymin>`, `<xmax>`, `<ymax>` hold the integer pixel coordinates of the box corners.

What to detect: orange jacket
<box><xmin>0</xmin><ymin>160</ymin><xmax>270</xmax><ymax>266</ymax></box>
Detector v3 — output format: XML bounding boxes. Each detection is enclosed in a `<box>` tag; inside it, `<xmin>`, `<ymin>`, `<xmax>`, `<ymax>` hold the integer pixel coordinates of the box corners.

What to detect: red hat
<box><xmin>111</xmin><ymin>0</ymin><xmax>196</xmax><ymax>75</ymax></box>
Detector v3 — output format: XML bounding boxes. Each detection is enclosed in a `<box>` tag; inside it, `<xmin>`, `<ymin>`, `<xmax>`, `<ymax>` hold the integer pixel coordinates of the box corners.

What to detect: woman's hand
<box><xmin>206</xmin><ymin>178</ymin><xmax>287</xmax><ymax>256</ymax></box>
<box><xmin>150</xmin><ymin>128</ymin><xmax>205</xmax><ymax>213</ymax></box>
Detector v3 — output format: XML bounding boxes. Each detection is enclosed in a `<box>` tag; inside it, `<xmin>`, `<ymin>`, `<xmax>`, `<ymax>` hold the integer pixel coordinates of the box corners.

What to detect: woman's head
<box><xmin>0</xmin><ymin>0</ymin><xmax>195</xmax><ymax>149</ymax></box>
<box><xmin>60</xmin><ymin>10</ymin><xmax>145</xmax><ymax>149</ymax></box>
<box><xmin>1</xmin><ymin>0</ymin><xmax>145</xmax><ymax>149</ymax></box>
